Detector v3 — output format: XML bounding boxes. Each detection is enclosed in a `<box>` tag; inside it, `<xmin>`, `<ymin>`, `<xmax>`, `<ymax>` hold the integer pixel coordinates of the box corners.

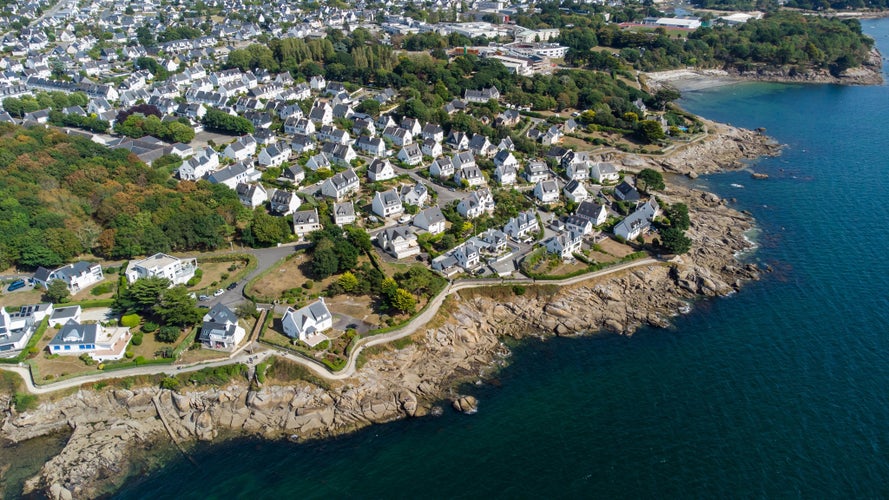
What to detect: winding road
<box><xmin>1</xmin><ymin>258</ymin><xmax>658</xmax><ymax>394</ymax></box>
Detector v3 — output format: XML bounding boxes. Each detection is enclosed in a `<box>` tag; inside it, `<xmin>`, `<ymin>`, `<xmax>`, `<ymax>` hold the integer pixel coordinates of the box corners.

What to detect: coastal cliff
<box><xmin>1</xmin><ymin>126</ymin><xmax>777</xmax><ymax>499</ymax></box>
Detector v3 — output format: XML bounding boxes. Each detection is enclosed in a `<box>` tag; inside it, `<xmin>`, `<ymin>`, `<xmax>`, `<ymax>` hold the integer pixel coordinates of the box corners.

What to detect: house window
<box><xmin>64</xmin><ymin>345</ymin><xmax>70</xmax><ymax>350</ymax></box>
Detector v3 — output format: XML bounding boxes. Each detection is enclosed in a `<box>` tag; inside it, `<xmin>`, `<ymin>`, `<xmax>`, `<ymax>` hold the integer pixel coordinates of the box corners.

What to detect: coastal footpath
<box><xmin>1</xmin><ymin>124</ymin><xmax>779</xmax><ymax>499</ymax></box>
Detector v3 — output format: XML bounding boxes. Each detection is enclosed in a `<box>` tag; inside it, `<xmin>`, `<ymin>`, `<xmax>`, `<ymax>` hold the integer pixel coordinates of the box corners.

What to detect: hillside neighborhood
<box><xmin>0</xmin><ymin>0</ymin><xmax>699</xmax><ymax>377</ymax></box>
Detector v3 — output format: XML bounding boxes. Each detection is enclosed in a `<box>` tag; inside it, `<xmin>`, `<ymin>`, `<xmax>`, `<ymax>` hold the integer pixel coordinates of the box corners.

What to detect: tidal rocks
<box><xmin>452</xmin><ymin>396</ymin><xmax>478</xmax><ymax>414</ymax></box>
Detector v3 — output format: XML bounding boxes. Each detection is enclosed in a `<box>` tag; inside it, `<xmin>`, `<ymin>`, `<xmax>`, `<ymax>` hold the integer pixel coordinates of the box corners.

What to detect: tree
<box><xmin>637</xmin><ymin>168</ymin><xmax>665</xmax><ymax>192</ymax></box>
<box><xmin>660</xmin><ymin>227</ymin><xmax>692</xmax><ymax>255</ymax></box>
<box><xmin>312</xmin><ymin>241</ymin><xmax>339</xmax><ymax>279</ymax></box>
<box><xmin>664</xmin><ymin>203</ymin><xmax>690</xmax><ymax>230</ymax></box>
<box><xmin>390</xmin><ymin>288</ymin><xmax>417</xmax><ymax>313</ymax></box>
<box><xmin>637</xmin><ymin>120</ymin><xmax>666</xmax><ymax>144</ymax></box>
<box><xmin>156</xmin><ymin>326</ymin><xmax>181</xmax><ymax>343</ymax></box>
<box><xmin>44</xmin><ymin>280</ymin><xmax>71</xmax><ymax>303</ymax></box>
<box><xmin>249</xmin><ymin>210</ymin><xmax>290</xmax><ymax>246</ymax></box>
<box><xmin>337</xmin><ymin>271</ymin><xmax>360</xmax><ymax>294</ymax></box>
<box><xmin>153</xmin><ymin>285</ymin><xmax>200</xmax><ymax>326</ymax></box>
<box><xmin>116</xmin><ymin>276</ymin><xmax>170</xmax><ymax>314</ymax></box>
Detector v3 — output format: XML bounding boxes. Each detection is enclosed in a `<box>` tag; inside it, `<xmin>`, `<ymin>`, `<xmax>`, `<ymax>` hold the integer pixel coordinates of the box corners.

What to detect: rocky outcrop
<box><xmin>452</xmin><ymin>396</ymin><xmax>478</xmax><ymax>414</ymax></box>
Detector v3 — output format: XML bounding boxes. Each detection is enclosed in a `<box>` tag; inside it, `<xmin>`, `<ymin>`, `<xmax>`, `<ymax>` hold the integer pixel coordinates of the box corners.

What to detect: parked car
<box><xmin>198</xmin><ymin>295</ymin><xmax>209</xmax><ymax>301</ymax></box>
<box><xmin>6</xmin><ymin>279</ymin><xmax>26</xmax><ymax>292</ymax></box>
<box><xmin>214</xmin><ymin>288</ymin><xmax>224</xmax><ymax>297</ymax></box>
<box><xmin>226</xmin><ymin>282</ymin><xmax>238</xmax><ymax>291</ymax></box>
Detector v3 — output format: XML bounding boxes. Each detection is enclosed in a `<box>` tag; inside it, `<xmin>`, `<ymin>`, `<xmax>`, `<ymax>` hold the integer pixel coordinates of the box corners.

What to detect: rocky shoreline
<box><xmin>1</xmin><ymin>125</ymin><xmax>779</xmax><ymax>499</ymax></box>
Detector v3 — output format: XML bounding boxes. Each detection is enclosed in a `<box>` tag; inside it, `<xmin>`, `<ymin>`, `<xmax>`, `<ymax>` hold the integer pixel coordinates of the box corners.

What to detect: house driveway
<box><xmin>81</xmin><ymin>307</ymin><xmax>116</xmax><ymax>323</ymax></box>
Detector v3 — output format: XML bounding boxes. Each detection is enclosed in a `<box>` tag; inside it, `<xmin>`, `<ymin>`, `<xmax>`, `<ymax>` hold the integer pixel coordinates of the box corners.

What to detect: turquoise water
<box><xmin>114</xmin><ymin>20</ymin><xmax>889</xmax><ymax>499</ymax></box>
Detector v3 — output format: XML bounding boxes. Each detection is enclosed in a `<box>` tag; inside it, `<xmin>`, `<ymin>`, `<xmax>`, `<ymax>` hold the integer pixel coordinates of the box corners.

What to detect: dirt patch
<box><xmin>597</xmin><ymin>238</ymin><xmax>636</xmax><ymax>258</ymax></box>
<box><xmin>191</xmin><ymin>259</ymin><xmax>245</xmax><ymax>294</ymax></box>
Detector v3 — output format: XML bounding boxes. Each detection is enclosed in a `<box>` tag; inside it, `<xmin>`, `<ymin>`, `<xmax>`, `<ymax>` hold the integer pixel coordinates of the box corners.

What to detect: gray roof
<box><xmin>48</xmin><ymin>322</ymin><xmax>98</xmax><ymax>347</ymax></box>
<box><xmin>204</xmin><ymin>303</ymin><xmax>238</xmax><ymax>325</ymax></box>
<box><xmin>292</xmin><ymin>208</ymin><xmax>319</xmax><ymax>225</ymax></box>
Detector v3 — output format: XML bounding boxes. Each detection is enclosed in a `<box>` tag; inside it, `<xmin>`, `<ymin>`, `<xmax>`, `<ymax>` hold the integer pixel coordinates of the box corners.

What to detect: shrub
<box><xmin>303</xmin><ymin>280</ymin><xmax>314</xmax><ymax>290</ymax></box>
<box><xmin>131</xmin><ymin>332</ymin><xmax>143</xmax><ymax>346</ymax></box>
<box><xmin>160</xmin><ymin>377</ymin><xmax>180</xmax><ymax>391</ymax></box>
<box><xmin>13</xmin><ymin>393</ymin><xmax>38</xmax><ymax>411</ymax></box>
<box><xmin>156</xmin><ymin>326</ymin><xmax>180</xmax><ymax>343</ymax></box>
<box><xmin>125</xmin><ymin>350</ymin><xmax>135</xmax><ymax>359</ymax></box>
<box><xmin>512</xmin><ymin>285</ymin><xmax>526</xmax><ymax>296</ymax></box>
<box><xmin>90</xmin><ymin>282</ymin><xmax>114</xmax><ymax>296</ymax></box>
<box><xmin>142</xmin><ymin>322</ymin><xmax>158</xmax><ymax>333</ymax></box>
<box><xmin>120</xmin><ymin>314</ymin><xmax>142</xmax><ymax>328</ymax></box>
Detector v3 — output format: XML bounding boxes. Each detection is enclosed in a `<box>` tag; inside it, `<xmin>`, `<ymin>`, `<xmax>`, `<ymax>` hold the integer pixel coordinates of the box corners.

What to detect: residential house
<box><xmin>421</xmin><ymin>123</ymin><xmax>444</xmax><ymax>143</ymax></box>
<box><xmin>309</xmin><ymin>75</ymin><xmax>327</xmax><ymax>91</ymax></box>
<box><xmin>198</xmin><ymin>304</ymin><xmax>246</xmax><ymax>350</ymax></box>
<box><xmin>223</xmin><ymin>135</ymin><xmax>257</xmax><ymax>161</ymax></box>
<box><xmin>493</xmin><ymin>149</ymin><xmax>519</xmax><ymax>170</ymax></box>
<box><xmin>305</xmin><ymin>153</ymin><xmax>331</xmax><ymax>171</ymax></box>
<box><xmin>308</xmin><ymin>101</ymin><xmax>333</xmax><ymax>126</ymax></box>
<box><xmin>563</xmin><ymin>180</ymin><xmax>589</xmax><ymax>203</ymax></box>
<box><xmin>497</xmin><ymin>136</ymin><xmax>515</xmax><ymax>151</ymax></box>
<box><xmin>429</xmin><ymin>156</ymin><xmax>455</xmax><ymax>179</ymax></box>
<box><xmin>452</xmin><ymin>241</ymin><xmax>482</xmax><ymax>269</ymax></box>
<box><xmin>125</xmin><ymin>253</ymin><xmax>198</xmax><ymax>286</ymax></box>
<box><xmin>496</xmin><ymin>108</ymin><xmax>521</xmax><ymax>127</ymax></box>
<box><xmin>401</xmin><ymin>183</ymin><xmax>428</xmax><ymax>207</ymax></box>
<box><xmin>237</xmin><ymin>182</ymin><xmax>269</xmax><ymax>209</ymax></box>
<box><xmin>332</xmin><ymin>201</ymin><xmax>357</xmax><ymax>226</ymax></box>
<box><xmin>464</xmin><ymin>86</ymin><xmax>500</xmax><ymax>103</ymax></box>
<box><xmin>278</xmin><ymin>165</ymin><xmax>306</xmax><ymax>186</ymax></box>
<box><xmin>542</xmin><ymin>125</ymin><xmax>563</xmax><ymax>146</ymax></box>
<box><xmin>413</xmin><ymin>206</ymin><xmax>446</xmax><ymax>235</ymax></box>
<box><xmin>420</xmin><ymin>138</ymin><xmax>442</xmax><ymax>158</ymax></box>
<box><xmin>590</xmin><ymin>162</ymin><xmax>620</xmax><ymax>184</ymax></box>
<box><xmin>455</xmin><ymin>165</ymin><xmax>486</xmax><ymax>187</ymax></box>
<box><xmin>575</xmin><ymin>200</ymin><xmax>608</xmax><ymax>227</ymax></box>
<box><xmin>504</xmin><ymin>210</ymin><xmax>539</xmax><ymax>240</ymax></box>
<box><xmin>47</xmin><ymin>322</ymin><xmax>131</xmax><ymax>361</ymax></box>
<box><xmin>0</xmin><ymin>305</ymin><xmax>49</xmax><ymax>353</ymax></box>
<box><xmin>290</xmin><ymin>134</ymin><xmax>316</xmax><ymax>154</ymax></box>
<box><xmin>258</xmin><ymin>144</ymin><xmax>291</xmax><ymax>168</ymax></box>
<box><xmin>457</xmin><ymin>188</ymin><xmax>495</xmax><ymax>219</ymax></box>
<box><xmin>206</xmin><ymin>161</ymin><xmax>260</xmax><ymax>189</ymax></box>
<box><xmin>468</xmin><ymin>133</ymin><xmax>494</xmax><ymax>157</ymax></box>
<box><xmin>524</xmin><ymin>160</ymin><xmax>550</xmax><ymax>183</ymax></box>
<box><xmin>534</xmin><ymin>179</ymin><xmax>560</xmax><ymax>203</ymax></box>
<box><xmin>353</xmin><ymin>118</ymin><xmax>376</xmax><ymax>137</ymax></box>
<box><xmin>398</xmin><ymin>143</ymin><xmax>423</xmax><ymax>166</ymax></box>
<box><xmin>383</xmin><ymin>126</ymin><xmax>412</xmax><ymax>147</ymax></box>
<box><xmin>377</xmin><ymin>226</ymin><xmax>421</xmax><ymax>259</ymax></box>
<box><xmin>376</xmin><ymin>114</ymin><xmax>397</xmax><ymax>131</ymax></box>
<box><xmin>365</xmin><ymin>159</ymin><xmax>395</xmax><ymax>183</ymax></box>
<box><xmin>292</xmin><ymin>208</ymin><xmax>322</xmax><ymax>238</ymax></box>
<box><xmin>613</xmin><ymin>199</ymin><xmax>660</xmax><ymax>240</ymax></box>
<box><xmin>452</xmin><ymin>150</ymin><xmax>476</xmax><ymax>169</ymax></box>
<box><xmin>565</xmin><ymin>214</ymin><xmax>594</xmax><ymax>236</ymax></box>
<box><xmin>316</xmin><ymin>124</ymin><xmax>350</xmax><ymax>145</ymax></box>
<box><xmin>282</xmin><ymin>299</ymin><xmax>333</xmax><ymax>347</ymax></box>
<box><xmin>372</xmin><ymin>189</ymin><xmax>404</xmax><ymax>218</ymax></box>
<box><xmin>320</xmin><ymin>168</ymin><xmax>360</xmax><ymax>200</ymax></box>
<box><xmin>356</xmin><ymin>136</ymin><xmax>387</xmax><ymax>157</ymax></box>
<box><xmin>614</xmin><ymin>181</ymin><xmax>641</xmax><ymax>202</ymax></box>
<box><xmin>478</xmin><ymin>229</ymin><xmax>508</xmax><ymax>254</ymax></box>
<box><xmin>493</xmin><ymin>164</ymin><xmax>517</xmax><ymax>186</ymax></box>
<box><xmin>269</xmin><ymin>189</ymin><xmax>301</xmax><ymax>215</ymax></box>
<box><xmin>32</xmin><ymin>262</ymin><xmax>104</xmax><ymax>294</ymax></box>
<box><xmin>320</xmin><ymin>142</ymin><xmax>356</xmax><ymax>166</ymax></box>
<box><xmin>566</xmin><ymin>161</ymin><xmax>589</xmax><ymax>181</ymax></box>
<box><xmin>544</xmin><ymin>231</ymin><xmax>583</xmax><ymax>259</ymax></box>
<box><xmin>49</xmin><ymin>306</ymin><xmax>80</xmax><ymax>327</ymax></box>
<box><xmin>445</xmin><ymin>130</ymin><xmax>469</xmax><ymax>150</ymax></box>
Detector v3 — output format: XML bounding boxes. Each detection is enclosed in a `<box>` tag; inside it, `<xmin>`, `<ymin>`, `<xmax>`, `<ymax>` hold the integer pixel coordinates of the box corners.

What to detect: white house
<box><xmin>308</xmin><ymin>101</ymin><xmax>333</xmax><ymax>126</ymax></box>
<box><xmin>236</xmin><ymin>182</ymin><xmax>269</xmax><ymax>209</ymax></box>
<box><xmin>420</xmin><ymin>138</ymin><xmax>442</xmax><ymax>158</ymax></box>
<box><xmin>223</xmin><ymin>135</ymin><xmax>257</xmax><ymax>161</ymax></box>
<box><xmin>413</xmin><ymin>206</ymin><xmax>446</xmax><ymax>235</ymax></box>
<box><xmin>590</xmin><ymin>162</ymin><xmax>620</xmax><ymax>184</ymax></box>
<box><xmin>269</xmin><ymin>189</ymin><xmax>301</xmax><ymax>215</ymax></box>
<box><xmin>278</xmin><ymin>165</ymin><xmax>305</xmax><ymax>185</ymax></box>
<box><xmin>198</xmin><ymin>303</ymin><xmax>246</xmax><ymax>350</ymax></box>
<box><xmin>282</xmin><ymin>299</ymin><xmax>333</xmax><ymax>347</ymax></box>
<box><xmin>493</xmin><ymin>149</ymin><xmax>519</xmax><ymax>170</ymax></box>
<box><xmin>504</xmin><ymin>210</ymin><xmax>539</xmax><ymax>240</ymax></box>
<box><xmin>306</xmin><ymin>152</ymin><xmax>331</xmax><ymax>171</ymax></box>
<box><xmin>544</xmin><ymin>231</ymin><xmax>583</xmax><ymax>259</ymax></box>
<box><xmin>452</xmin><ymin>240</ymin><xmax>482</xmax><ymax>269</ymax></box>
<box><xmin>377</xmin><ymin>226</ymin><xmax>420</xmax><ymax>259</ymax></box>
<box><xmin>47</xmin><ymin>321</ymin><xmax>131</xmax><ymax>361</ymax></box>
<box><xmin>258</xmin><ymin>143</ymin><xmax>291</xmax><ymax>168</ymax></box>
<box><xmin>565</xmin><ymin>214</ymin><xmax>594</xmax><ymax>236</ymax></box>
<box><xmin>177</xmin><ymin>147</ymin><xmax>219</xmax><ymax>181</ymax></box>
<box><xmin>32</xmin><ymin>261</ymin><xmax>104</xmax><ymax>294</ymax></box>
<box><xmin>457</xmin><ymin>188</ymin><xmax>495</xmax><ymax>219</ymax></box>
<box><xmin>383</xmin><ymin>126</ymin><xmax>413</xmax><ymax>147</ymax></box>
<box><xmin>125</xmin><ymin>253</ymin><xmax>198</xmax><ymax>286</ymax></box>
<box><xmin>455</xmin><ymin>165</ymin><xmax>486</xmax><ymax>187</ymax></box>
<box><xmin>397</xmin><ymin>143</ymin><xmax>423</xmax><ymax>166</ymax></box>
<box><xmin>614</xmin><ymin>199</ymin><xmax>660</xmax><ymax>240</ymax></box>
<box><xmin>332</xmin><ymin>202</ymin><xmax>357</xmax><ymax>226</ymax></box>
<box><xmin>400</xmin><ymin>183</ymin><xmax>428</xmax><ymax>207</ymax></box>
<box><xmin>525</xmin><ymin>160</ymin><xmax>549</xmax><ymax>183</ymax></box>
<box><xmin>372</xmin><ymin>189</ymin><xmax>404</xmax><ymax>218</ymax></box>
<box><xmin>534</xmin><ymin>179</ymin><xmax>560</xmax><ymax>203</ymax></box>
<box><xmin>321</xmin><ymin>168</ymin><xmax>360</xmax><ymax>200</ymax></box>
<box><xmin>292</xmin><ymin>208</ymin><xmax>322</xmax><ymax>238</ymax></box>
<box><xmin>207</xmin><ymin>161</ymin><xmax>261</xmax><ymax>189</ymax></box>
<box><xmin>493</xmin><ymin>164</ymin><xmax>517</xmax><ymax>186</ymax></box>
<box><xmin>575</xmin><ymin>200</ymin><xmax>608</xmax><ymax>227</ymax></box>
<box><xmin>563</xmin><ymin>180</ymin><xmax>589</xmax><ymax>203</ymax></box>
<box><xmin>356</xmin><ymin>136</ymin><xmax>387</xmax><ymax>157</ymax></box>
<box><xmin>430</xmin><ymin>156</ymin><xmax>455</xmax><ymax>179</ymax></box>
<box><xmin>367</xmin><ymin>158</ymin><xmax>397</xmax><ymax>182</ymax></box>
<box><xmin>566</xmin><ymin>161</ymin><xmax>589</xmax><ymax>181</ymax></box>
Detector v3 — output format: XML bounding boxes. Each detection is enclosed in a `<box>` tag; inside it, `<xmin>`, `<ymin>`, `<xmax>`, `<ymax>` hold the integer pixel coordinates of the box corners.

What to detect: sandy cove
<box><xmin>0</xmin><ymin>124</ymin><xmax>780</xmax><ymax>500</ymax></box>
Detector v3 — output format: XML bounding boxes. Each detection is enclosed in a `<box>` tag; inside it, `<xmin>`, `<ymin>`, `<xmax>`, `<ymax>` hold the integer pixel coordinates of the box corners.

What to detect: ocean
<box><xmin>112</xmin><ymin>19</ymin><xmax>889</xmax><ymax>499</ymax></box>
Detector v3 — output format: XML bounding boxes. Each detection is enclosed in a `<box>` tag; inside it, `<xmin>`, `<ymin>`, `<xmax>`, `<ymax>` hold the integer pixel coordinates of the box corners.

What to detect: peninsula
<box><xmin>0</xmin><ymin>0</ymin><xmax>879</xmax><ymax>497</ymax></box>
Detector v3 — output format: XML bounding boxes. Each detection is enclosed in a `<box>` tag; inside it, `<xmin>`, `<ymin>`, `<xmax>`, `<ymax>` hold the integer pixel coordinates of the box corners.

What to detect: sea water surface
<box><xmin>114</xmin><ymin>19</ymin><xmax>889</xmax><ymax>499</ymax></box>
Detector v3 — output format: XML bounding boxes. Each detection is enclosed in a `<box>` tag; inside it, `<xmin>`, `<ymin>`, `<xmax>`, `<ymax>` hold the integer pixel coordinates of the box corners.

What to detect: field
<box><xmin>190</xmin><ymin>258</ymin><xmax>246</xmax><ymax>294</ymax></box>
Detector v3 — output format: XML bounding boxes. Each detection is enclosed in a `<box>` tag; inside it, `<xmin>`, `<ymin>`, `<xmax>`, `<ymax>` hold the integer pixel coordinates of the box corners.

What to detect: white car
<box><xmin>214</xmin><ymin>288</ymin><xmax>224</xmax><ymax>297</ymax></box>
